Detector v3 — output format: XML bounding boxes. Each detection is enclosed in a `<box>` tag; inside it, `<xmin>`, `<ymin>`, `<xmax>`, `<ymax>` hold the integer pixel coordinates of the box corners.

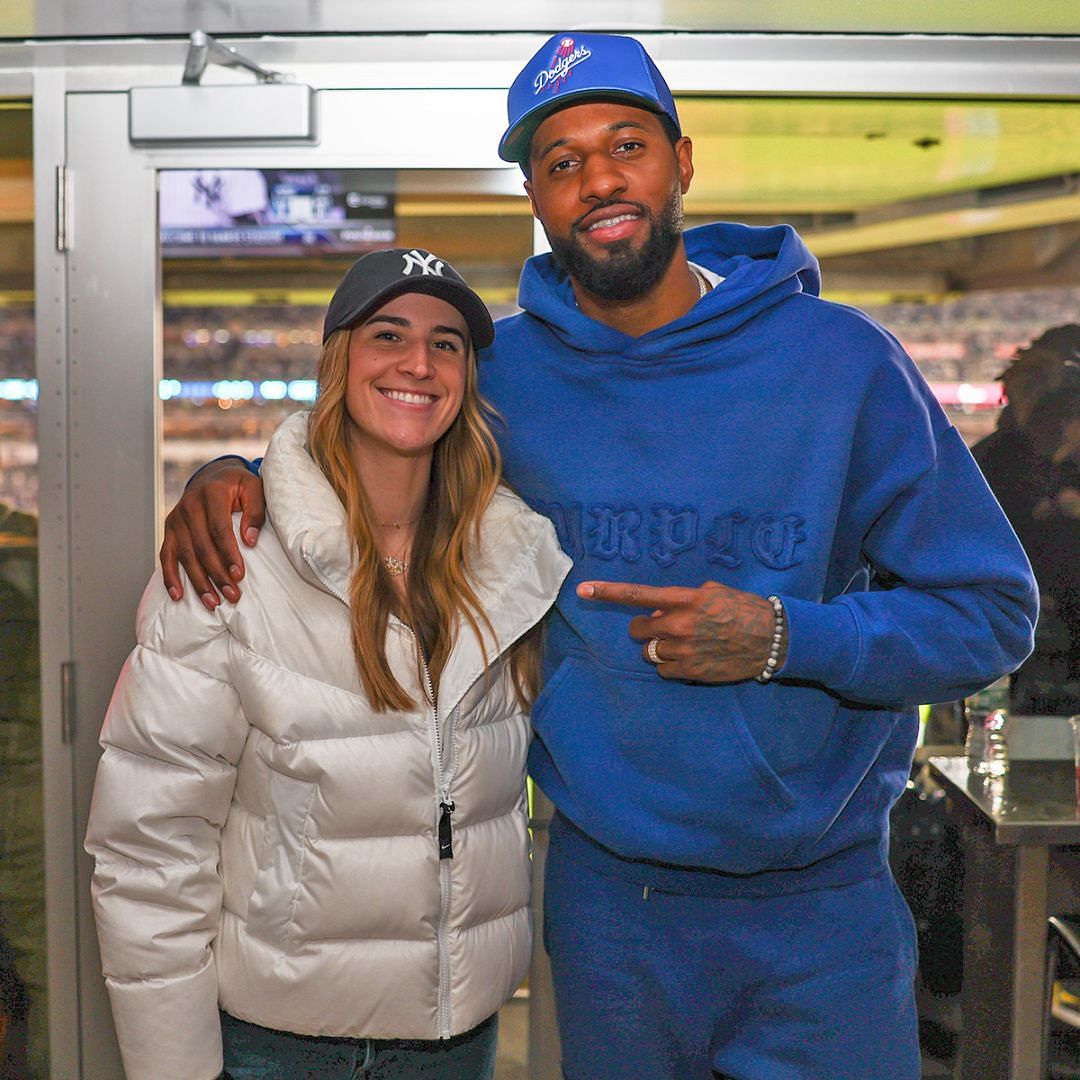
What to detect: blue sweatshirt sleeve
<box><xmin>183</xmin><ymin>455</ymin><xmax>263</xmax><ymax>489</ymax></box>
<box><xmin>778</xmin><ymin>345</ymin><xmax>1037</xmax><ymax>708</ymax></box>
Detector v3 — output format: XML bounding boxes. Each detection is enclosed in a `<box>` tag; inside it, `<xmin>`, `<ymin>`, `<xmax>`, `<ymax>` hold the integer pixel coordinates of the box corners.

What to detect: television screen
<box><xmin>160</xmin><ymin>169</ymin><xmax>395</xmax><ymax>256</ymax></box>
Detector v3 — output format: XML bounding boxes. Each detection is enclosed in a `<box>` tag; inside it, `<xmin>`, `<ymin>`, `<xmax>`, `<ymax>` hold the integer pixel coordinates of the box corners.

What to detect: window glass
<box><xmin>0</xmin><ymin>98</ymin><xmax>48</xmax><ymax>1079</ymax></box>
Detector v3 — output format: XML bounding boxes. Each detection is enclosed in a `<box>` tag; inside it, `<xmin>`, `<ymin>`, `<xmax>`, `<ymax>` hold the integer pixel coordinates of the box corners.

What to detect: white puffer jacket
<box><xmin>85</xmin><ymin>411</ymin><xmax>571</xmax><ymax>1080</ymax></box>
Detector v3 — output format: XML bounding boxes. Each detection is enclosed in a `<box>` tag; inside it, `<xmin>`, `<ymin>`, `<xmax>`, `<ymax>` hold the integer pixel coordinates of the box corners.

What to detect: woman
<box><xmin>85</xmin><ymin>248</ymin><xmax>570</xmax><ymax>1080</ymax></box>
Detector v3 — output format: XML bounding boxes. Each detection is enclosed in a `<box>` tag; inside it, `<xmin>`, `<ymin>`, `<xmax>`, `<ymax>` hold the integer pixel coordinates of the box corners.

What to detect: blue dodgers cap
<box><xmin>498</xmin><ymin>32</ymin><xmax>681</xmax><ymax>164</ymax></box>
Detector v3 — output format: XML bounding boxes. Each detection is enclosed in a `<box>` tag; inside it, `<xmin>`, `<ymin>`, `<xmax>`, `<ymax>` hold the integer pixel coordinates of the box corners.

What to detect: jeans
<box><xmin>220</xmin><ymin>1009</ymin><xmax>498</xmax><ymax>1079</ymax></box>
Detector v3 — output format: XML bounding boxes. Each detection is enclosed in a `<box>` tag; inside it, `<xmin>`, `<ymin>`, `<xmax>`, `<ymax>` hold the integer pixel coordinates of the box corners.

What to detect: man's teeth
<box><xmin>586</xmin><ymin>213</ymin><xmax>638</xmax><ymax>232</ymax></box>
<box><xmin>382</xmin><ymin>389</ymin><xmax>435</xmax><ymax>404</ymax></box>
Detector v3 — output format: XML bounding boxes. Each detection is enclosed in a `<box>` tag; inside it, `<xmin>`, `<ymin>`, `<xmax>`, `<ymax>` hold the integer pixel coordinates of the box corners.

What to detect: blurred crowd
<box><xmin>162</xmin><ymin>305</ymin><xmax>322</xmax><ymax>382</ymax></box>
<box><xmin>862</xmin><ymin>286</ymin><xmax>1080</xmax><ymax>382</ymax></box>
<box><xmin>2</xmin><ymin>288</ymin><xmax>1080</xmax><ymax>516</ymax></box>
<box><xmin>0</xmin><ymin>308</ymin><xmax>34</xmax><ymax>380</ymax></box>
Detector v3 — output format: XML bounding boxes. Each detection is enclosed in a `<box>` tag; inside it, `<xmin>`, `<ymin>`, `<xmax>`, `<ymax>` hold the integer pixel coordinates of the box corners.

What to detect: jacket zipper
<box><xmin>409</xmin><ymin>629</ymin><xmax>458</xmax><ymax>1040</ymax></box>
<box><xmin>303</xmin><ymin>552</ymin><xmax>459</xmax><ymax>1039</ymax></box>
<box><xmin>414</xmin><ymin>643</ymin><xmax>456</xmax><ymax>855</ymax></box>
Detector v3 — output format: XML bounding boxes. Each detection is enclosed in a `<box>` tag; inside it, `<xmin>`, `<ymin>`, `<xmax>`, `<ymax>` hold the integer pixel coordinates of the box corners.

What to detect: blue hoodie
<box><xmin>480</xmin><ymin>221</ymin><xmax>1037</xmax><ymax>896</ymax></box>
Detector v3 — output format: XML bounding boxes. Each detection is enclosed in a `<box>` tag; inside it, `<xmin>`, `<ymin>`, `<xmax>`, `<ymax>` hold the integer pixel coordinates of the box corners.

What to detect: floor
<box><xmin>494</xmin><ymin>996</ymin><xmax>528</xmax><ymax>1080</ymax></box>
<box><xmin>916</xmin><ymin>976</ymin><xmax>1080</xmax><ymax>1078</ymax></box>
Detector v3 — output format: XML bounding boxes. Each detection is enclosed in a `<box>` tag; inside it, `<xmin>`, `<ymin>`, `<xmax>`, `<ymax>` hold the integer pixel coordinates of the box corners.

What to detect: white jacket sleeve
<box><xmin>85</xmin><ymin>572</ymin><xmax>248</xmax><ymax>1080</ymax></box>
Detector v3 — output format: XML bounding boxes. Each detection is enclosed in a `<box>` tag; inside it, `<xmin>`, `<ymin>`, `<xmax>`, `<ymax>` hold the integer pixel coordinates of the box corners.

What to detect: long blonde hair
<box><xmin>308</xmin><ymin>327</ymin><xmax>541</xmax><ymax>711</ymax></box>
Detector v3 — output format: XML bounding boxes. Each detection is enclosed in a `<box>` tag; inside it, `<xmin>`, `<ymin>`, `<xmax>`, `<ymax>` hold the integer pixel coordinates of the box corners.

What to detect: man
<box><xmin>162</xmin><ymin>33</ymin><xmax>1036</xmax><ymax>1079</ymax></box>
<box><xmin>973</xmin><ymin>326</ymin><xmax>1080</xmax><ymax>716</ymax></box>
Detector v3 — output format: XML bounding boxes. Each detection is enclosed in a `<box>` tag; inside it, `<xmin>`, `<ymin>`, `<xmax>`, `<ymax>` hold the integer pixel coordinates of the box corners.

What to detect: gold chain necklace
<box><xmin>376</xmin><ymin>515</ymin><xmax>417</xmax><ymax>576</ymax></box>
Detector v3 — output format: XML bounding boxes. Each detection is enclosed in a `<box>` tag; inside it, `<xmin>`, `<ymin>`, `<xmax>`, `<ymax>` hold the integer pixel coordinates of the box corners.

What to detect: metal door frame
<box><xmin>58</xmin><ymin>76</ymin><xmax>536</xmax><ymax>1077</ymax></box>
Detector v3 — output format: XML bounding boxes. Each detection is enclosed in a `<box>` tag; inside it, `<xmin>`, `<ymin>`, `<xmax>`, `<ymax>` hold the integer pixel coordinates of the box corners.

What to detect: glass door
<box><xmin>0</xmin><ymin>97</ymin><xmax>47</xmax><ymax>1080</ymax></box>
<box><xmin>63</xmin><ymin>81</ymin><xmax>542</xmax><ymax>1078</ymax></box>
<box><xmin>158</xmin><ymin>168</ymin><xmax>534</xmax><ymax>518</ymax></box>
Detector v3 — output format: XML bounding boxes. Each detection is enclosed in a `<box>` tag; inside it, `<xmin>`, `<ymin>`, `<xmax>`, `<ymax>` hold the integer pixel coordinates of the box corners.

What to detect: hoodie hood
<box><xmin>480</xmin><ymin>215</ymin><xmax>1035</xmax><ymax>884</ymax></box>
<box><xmin>515</xmin><ymin>221</ymin><xmax>821</xmax><ymax>360</ymax></box>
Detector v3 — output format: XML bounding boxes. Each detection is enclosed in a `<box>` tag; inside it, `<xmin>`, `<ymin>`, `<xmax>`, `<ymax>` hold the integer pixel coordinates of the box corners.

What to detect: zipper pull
<box><xmin>438</xmin><ymin>800</ymin><xmax>455</xmax><ymax>860</ymax></box>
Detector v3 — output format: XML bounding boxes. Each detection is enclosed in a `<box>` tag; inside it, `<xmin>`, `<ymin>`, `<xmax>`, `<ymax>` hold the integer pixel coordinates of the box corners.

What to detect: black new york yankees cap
<box><xmin>322</xmin><ymin>247</ymin><xmax>495</xmax><ymax>349</ymax></box>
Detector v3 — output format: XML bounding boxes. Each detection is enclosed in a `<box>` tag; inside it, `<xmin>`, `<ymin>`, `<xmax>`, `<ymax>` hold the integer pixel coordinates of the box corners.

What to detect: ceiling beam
<box><xmin>805</xmin><ymin>178</ymin><xmax>1080</xmax><ymax>257</ymax></box>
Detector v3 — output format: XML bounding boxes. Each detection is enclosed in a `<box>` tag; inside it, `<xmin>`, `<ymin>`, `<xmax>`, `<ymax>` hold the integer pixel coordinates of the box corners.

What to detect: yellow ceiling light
<box><xmin>805</xmin><ymin>189</ymin><xmax>1080</xmax><ymax>257</ymax></box>
<box><xmin>677</xmin><ymin>97</ymin><xmax>1080</xmax><ymax>216</ymax></box>
<box><xmin>396</xmin><ymin>196</ymin><xmax>530</xmax><ymax>217</ymax></box>
<box><xmin>161</xmin><ymin>286</ymin><xmax>520</xmax><ymax>308</ymax></box>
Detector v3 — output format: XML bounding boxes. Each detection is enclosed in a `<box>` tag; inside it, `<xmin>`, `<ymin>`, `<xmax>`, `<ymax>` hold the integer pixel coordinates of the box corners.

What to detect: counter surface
<box><xmin>930</xmin><ymin>756</ymin><xmax>1080</xmax><ymax>845</ymax></box>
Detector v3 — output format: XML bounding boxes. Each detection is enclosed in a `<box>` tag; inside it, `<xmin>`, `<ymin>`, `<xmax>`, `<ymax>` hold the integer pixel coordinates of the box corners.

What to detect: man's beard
<box><xmin>545</xmin><ymin>186</ymin><xmax>685</xmax><ymax>303</ymax></box>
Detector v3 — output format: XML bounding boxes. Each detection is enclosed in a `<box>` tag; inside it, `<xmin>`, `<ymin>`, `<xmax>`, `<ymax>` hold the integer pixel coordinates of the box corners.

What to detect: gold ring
<box><xmin>646</xmin><ymin>637</ymin><xmax>664</xmax><ymax>665</ymax></box>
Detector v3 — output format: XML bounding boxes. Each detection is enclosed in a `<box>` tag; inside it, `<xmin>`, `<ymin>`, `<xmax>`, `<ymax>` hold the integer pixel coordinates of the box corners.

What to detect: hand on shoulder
<box><xmin>160</xmin><ymin>457</ymin><xmax>265</xmax><ymax>611</ymax></box>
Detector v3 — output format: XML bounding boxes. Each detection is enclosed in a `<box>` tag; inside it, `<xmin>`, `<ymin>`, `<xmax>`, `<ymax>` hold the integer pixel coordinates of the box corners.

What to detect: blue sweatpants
<box><xmin>543</xmin><ymin>832</ymin><xmax>920</xmax><ymax>1080</ymax></box>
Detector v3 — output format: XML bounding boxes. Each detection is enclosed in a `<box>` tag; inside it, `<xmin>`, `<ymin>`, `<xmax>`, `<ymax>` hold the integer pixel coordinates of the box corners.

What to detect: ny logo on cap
<box><xmin>401</xmin><ymin>250</ymin><xmax>445</xmax><ymax>277</ymax></box>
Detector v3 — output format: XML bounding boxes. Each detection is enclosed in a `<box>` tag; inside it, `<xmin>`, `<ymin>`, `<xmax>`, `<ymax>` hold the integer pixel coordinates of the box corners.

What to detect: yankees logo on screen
<box><xmin>192</xmin><ymin>174</ymin><xmax>225</xmax><ymax>211</ymax></box>
<box><xmin>401</xmin><ymin>250</ymin><xmax>445</xmax><ymax>276</ymax></box>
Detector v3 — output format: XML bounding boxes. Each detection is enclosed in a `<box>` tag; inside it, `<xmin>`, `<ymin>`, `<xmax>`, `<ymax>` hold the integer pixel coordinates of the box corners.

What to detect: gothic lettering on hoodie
<box><xmin>650</xmin><ymin>505</ymin><xmax>698</xmax><ymax>568</ymax></box>
<box><xmin>752</xmin><ymin>514</ymin><xmax>808</xmax><ymax>571</ymax></box>
<box><xmin>536</xmin><ymin>500</ymin><xmax>807</xmax><ymax>571</ymax></box>
<box><xmin>587</xmin><ymin>505</ymin><xmax>643</xmax><ymax>562</ymax></box>
<box><xmin>543</xmin><ymin>502</ymin><xmax>586</xmax><ymax>560</ymax></box>
<box><xmin>705</xmin><ymin>509</ymin><xmax>749</xmax><ymax>568</ymax></box>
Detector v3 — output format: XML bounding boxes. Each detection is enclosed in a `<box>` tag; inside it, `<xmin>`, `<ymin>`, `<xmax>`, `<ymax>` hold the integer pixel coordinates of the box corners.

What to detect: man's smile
<box><xmin>575</xmin><ymin>203</ymin><xmax>647</xmax><ymax>242</ymax></box>
<box><xmin>578</xmin><ymin>203</ymin><xmax>643</xmax><ymax>230</ymax></box>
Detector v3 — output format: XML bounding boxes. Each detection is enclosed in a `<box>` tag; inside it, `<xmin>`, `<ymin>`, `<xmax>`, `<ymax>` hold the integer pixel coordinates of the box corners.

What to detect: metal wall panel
<box><xmin>1</xmin><ymin>33</ymin><xmax>1076</xmax><ymax>101</ymax></box>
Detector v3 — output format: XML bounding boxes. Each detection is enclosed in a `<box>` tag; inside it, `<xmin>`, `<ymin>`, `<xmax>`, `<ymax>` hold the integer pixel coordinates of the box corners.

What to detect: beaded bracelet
<box><xmin>755</xmin><ymin>595</ymin><xmax>785</xmax><ymax>684</ymax></box>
